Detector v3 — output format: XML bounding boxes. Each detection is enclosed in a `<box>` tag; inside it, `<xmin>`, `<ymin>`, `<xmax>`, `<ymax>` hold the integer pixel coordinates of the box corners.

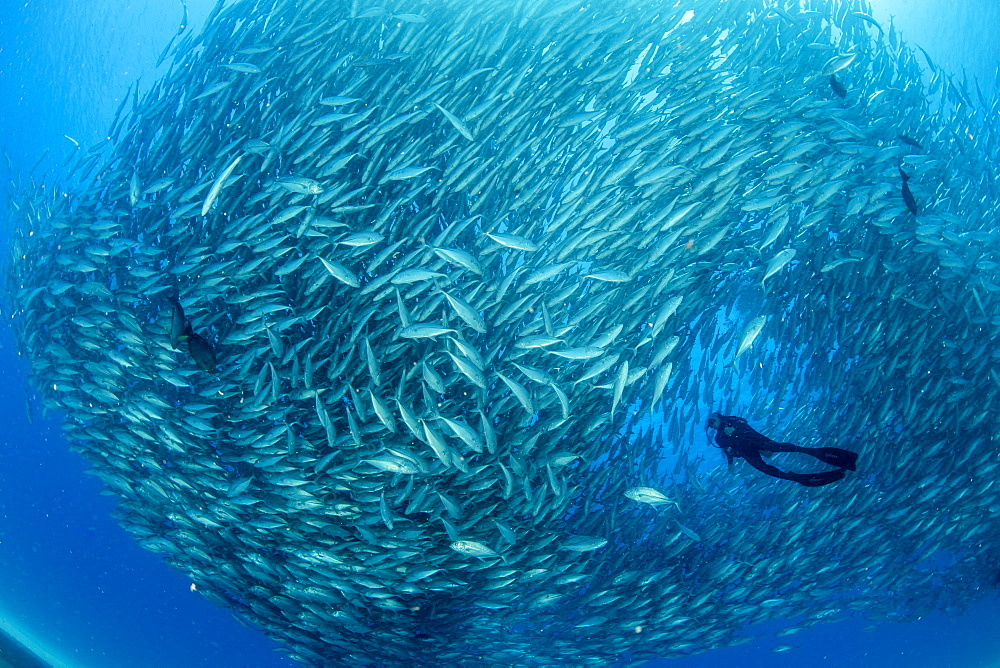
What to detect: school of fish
<box><xmin>4</xmin><ymin>0</ymin><xmax>1000</xmax><ymax>664</ymax></box>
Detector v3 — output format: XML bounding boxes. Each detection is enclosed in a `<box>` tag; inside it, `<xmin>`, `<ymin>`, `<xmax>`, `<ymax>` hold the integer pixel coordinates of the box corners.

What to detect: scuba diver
<box><xmin>707</xmin><ymin>413</ymin><xmax>858</xmax><ymax>487</ymax></box>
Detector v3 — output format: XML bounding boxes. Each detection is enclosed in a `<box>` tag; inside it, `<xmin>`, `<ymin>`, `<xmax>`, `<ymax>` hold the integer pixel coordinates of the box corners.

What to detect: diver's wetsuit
<box><xmin>709</xmin><ymin>414</ymin><xmax>858</xmax><ymax>487</ymax></box>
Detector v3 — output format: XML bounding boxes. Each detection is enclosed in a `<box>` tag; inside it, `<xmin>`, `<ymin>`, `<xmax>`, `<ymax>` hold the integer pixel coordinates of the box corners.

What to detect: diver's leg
<box><xmin>743</xmin><ymin>453</ymin><xmax>846</xmax><ymax>486</ymax></box>
<box><xmin>743</xmin><ymin>453</ymin><xmax>804</xmax><ymax>482</ymax></box>
<box><xmin>767</xmin><ymin>441</ymin><xmax>809</xmax><ymax>453</ymax></box>
<box><xmin>768</xmin><ymin>442</ymin><xmax>859</xmax><ymax>472</ymax></box>
<box><xmin>800</xmin><ymin>447</ymin><xmax>859</xmax><ymax>471</ymax></box>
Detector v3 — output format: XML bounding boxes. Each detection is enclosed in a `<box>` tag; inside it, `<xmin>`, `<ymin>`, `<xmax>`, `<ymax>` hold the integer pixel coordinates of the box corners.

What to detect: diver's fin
<box><xmin>794</xmin><ymin>469</ymin><xmax>846</xmax><ymax>487</ymax></box>
<box><xmin>813</xmin><ymin>448</ymin><xmax>858</xmax><ymax>471</ymax></box>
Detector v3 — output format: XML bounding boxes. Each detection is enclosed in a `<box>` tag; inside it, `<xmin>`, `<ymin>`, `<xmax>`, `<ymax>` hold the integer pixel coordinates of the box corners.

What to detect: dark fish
<box><xmin>897</xmin><ymin>134</ymin><xmax>923</xmax><ymax>150</ymax></box>
<box><xmin>184</xmin><ymin>323</ymin><xmax>217</xmax><ymax>372</ymax></box>
<box><xmin>169</xmin><ymin>298</ymin><xmax>186</xmax><ymax>349</ymax></box>
<box><xmin>829</xmin><ymin>74</ymin><xmax>847</xmax><ymax>99</ymax></box>
<box><xmin>899</xmin><ymin>165</ymin><xmax>918</xmax><ymax>215</ymax></box>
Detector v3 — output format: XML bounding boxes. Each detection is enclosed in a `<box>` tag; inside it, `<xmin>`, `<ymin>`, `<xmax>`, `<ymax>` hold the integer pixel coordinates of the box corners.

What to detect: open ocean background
<box><xmin>0</xmin><ymin>1</ymin><xmax>998</xmax><ymax>666</ymax></box>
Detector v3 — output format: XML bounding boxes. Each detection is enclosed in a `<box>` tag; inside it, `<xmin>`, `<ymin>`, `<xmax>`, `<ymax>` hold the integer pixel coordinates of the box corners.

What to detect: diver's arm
<box><xmin>712</xmin><ymin>431</ymin><xmax>736</xmax><ymax>470</ymax></box>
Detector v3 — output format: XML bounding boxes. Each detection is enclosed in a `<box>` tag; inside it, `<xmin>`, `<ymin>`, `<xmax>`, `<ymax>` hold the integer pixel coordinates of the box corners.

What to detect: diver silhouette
<box><xmin>707</xmin><ymin>414</ymin><xmax>858</xmax><ymax>487</ymax></box>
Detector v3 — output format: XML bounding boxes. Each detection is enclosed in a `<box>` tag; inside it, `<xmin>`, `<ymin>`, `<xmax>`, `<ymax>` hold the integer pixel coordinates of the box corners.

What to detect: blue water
<box><xmin>0</xmin><ymin>1</ymin><xmax>998</xmax><ymax>666</ymax></box>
